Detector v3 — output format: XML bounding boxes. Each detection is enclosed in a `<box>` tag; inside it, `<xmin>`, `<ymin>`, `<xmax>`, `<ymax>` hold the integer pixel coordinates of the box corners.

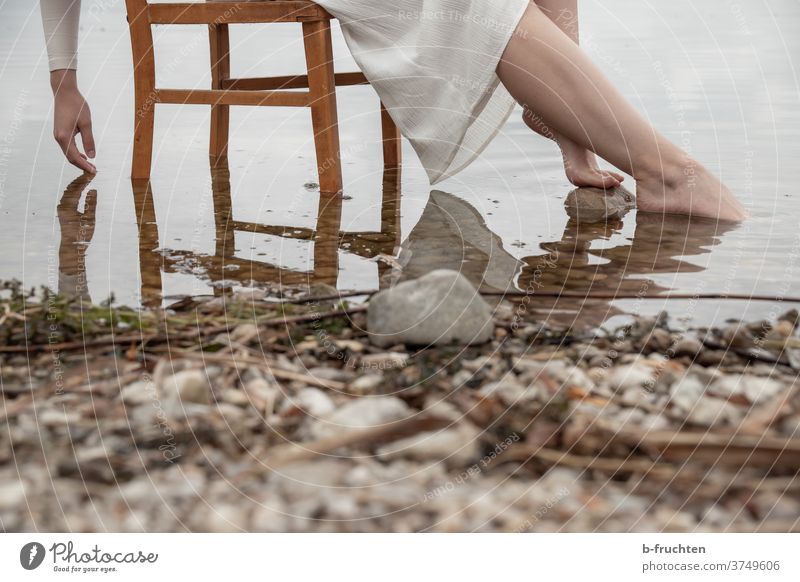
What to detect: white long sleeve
<box><xmin>40</xmin><ymin>0</ymin><xmax>81</xmax><ymax>71</ymax></box>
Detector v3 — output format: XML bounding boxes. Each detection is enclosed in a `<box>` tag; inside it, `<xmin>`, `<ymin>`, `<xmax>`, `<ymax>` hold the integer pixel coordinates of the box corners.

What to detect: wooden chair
<box><xmin>125</xmin><ymin>0</ymin><xmax>402</xmax><ymax>192</ymax></box>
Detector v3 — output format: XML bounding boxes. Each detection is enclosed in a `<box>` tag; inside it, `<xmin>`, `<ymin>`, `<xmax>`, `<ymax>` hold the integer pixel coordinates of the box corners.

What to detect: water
<box><xmin>1</xmin><ymin>0</ymin><xmax>798</xmax><ymax>329</ymax></box>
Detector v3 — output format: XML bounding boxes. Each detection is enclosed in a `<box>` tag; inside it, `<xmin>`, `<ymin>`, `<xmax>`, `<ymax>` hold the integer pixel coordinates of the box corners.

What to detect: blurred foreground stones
<box><xmin>1</xmin><ymin>281</ymin><xmax>799</xmax><ymax>532</ymax></box>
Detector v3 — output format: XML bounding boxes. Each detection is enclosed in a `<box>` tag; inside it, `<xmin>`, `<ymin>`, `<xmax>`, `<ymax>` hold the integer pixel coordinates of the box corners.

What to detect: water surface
<box><xmin>1</xmin><ymin>0</ymin><xmax>798</xmax><ymax>329</ymax></box>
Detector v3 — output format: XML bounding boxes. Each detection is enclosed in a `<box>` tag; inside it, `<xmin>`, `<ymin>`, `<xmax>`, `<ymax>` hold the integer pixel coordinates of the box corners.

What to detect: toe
<box><xmin>598</xmin><ymin>172</ymin><xmax>621</xmax><ymax>189</ymax></box>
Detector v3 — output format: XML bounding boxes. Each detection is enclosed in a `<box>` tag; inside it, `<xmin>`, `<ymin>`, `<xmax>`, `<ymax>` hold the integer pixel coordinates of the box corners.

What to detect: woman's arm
<box><xmin>40</xmin><ymin>0</ymin><xmax>96</xmax><ymax>174</ymax></box>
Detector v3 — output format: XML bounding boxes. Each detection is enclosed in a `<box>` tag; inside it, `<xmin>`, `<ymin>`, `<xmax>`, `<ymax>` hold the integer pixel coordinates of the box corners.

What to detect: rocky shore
<box><xmin>1</xmin><ymin>276</ymin><xmax>799</xmax><ymax>532</ymax></box>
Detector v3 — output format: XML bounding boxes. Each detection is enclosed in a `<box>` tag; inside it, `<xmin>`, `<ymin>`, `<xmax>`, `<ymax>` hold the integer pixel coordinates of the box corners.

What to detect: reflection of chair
<box><xmin>132</xmin><ymin>159</ymin><xmax>402</xmax><ymax>306</ymax></box>
<box><xmin>125</xmin><ymin>0</ymin><xmax>401</xmax><ymax>191</ymax></box>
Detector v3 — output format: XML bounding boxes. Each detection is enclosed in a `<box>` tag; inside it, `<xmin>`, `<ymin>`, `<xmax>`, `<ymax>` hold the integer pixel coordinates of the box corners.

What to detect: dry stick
<box><xmin>264</xmin><ymin>414</ymin><xmax>451</xmax><ymax>468</ymax></box>
<box><xmin>740</xmin><ymin>379</ymin><xmax>800</xmax><ymax>435</ymax></box>
<box><xmin>0</xmin><ymin>305</ymin><xmax>367</xmax><ymax>355</ymax></box>
<box><xmin>289</xmin><ymin>290</ymin><xmax>800</xmax><ymax>303</ymax></box>
<box><xmin>504</xmin><ymin>444</ymin><xmax>679</xmax><ymax>480</ymax></box>
<box><xmin>159</xmin><ymin>348</ymin><xmax>347</xmax><ymax>392</ymax></box>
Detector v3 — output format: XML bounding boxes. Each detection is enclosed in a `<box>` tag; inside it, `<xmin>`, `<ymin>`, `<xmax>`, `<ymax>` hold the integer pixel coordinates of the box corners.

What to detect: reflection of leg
<box><xmin>525</xmin><ymin>0</ymin><xmax>624</xmax><ymax>189</ymax></box>
<box><xmin>498</xmin><ymin>3</ymin><xmax>747</xmax><ymax>221</ymax></box>
<box><xmin>377</xmin><ymin>165</ymin><xmax>402</xmax><ymax>284</ymax></box>
<box><xmin>211</xmin><ymin>159</ymin><xmax>235</xmax><ymax>258</ymax></box>
<box><xmin>131</xmin><ymin>181</ymin><xmax>163</xmax><ymax>308</ymax></box>
<box><xmin>313</xmin><ymin>193</ymin><xmax>343</xmax><ymax>285</ymax></box>
<box><xmin>210</xmin><ymin>159</ymin><xmax>235</xmax><ymax>296</ymax></box>
<box><xmin>209</xmin><ymin>22</ymin><xmax>230</xmax><ymax>163</ymax></box>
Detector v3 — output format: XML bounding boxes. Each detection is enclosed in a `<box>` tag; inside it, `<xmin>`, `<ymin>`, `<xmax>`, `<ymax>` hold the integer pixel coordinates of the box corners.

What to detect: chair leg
<box><xmin>302</xmin><ymin>19</ymin><xmax>343</xmax><ymax>194</ymax></box>
<box><xmin>209</xmin><ymin>23</ymin><xmax>231</xmax><ymax>163</ymax></box>
<box><xmin>126</xmin><ymin>0</ymin><xmax>156</xmax><ymax>181</ymax></box>
<box><xmin>380</xmin><ymin>102</ymin><xmax>402</xmax><ymax>168</ymax></box>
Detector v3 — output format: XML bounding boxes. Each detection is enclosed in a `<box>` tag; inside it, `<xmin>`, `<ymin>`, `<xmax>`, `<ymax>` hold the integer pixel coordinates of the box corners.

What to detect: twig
<box><xmin>159</xmin><ymin>348</ymin><xmax>348</xmax><ymax>392</ymax></box>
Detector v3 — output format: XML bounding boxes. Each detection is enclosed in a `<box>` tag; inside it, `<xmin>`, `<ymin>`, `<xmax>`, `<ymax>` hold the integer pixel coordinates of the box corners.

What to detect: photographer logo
<box><xmin>20</xmin><ymin>542</ymin><xmax>46</xmax><ymax>570</ymax></box>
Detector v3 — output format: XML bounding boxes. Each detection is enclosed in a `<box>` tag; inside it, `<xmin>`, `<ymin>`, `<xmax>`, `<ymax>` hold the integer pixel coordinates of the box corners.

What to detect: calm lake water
<box><xmin>1</xmin><ymin>0</ymin><xmax>798</xmax><ymax>329</ymax></box>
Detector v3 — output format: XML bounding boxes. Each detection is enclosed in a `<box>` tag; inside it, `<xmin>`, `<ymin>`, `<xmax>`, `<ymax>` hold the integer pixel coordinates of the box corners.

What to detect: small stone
<box><xmin>0</xmin><ymin>481</ymin><xmax>26</xmax><ymax>511</ymax></box>
<box><xmin>161</xmin><ymin>369</ymin><xmax>211</xmax><ymax>405</ymax></box>
<box><xmin>712</xmin><ymin>374</ymin><xmax>785</xmax><ymax>404</ymax></box>
<box><xmin>310</xmin><ymin>396</ymin><xmax>412</xmax><ymax>439</ymax></box>
<box><xmin>120</xmin><ymin>380</ymin><xmax>156</xmax><ymax>405</ymax></box>
<box><xmin>765</xmin><ymin>320</ymin><xmax>794</xmax><ymax>341</ymax></box>
<box><xmin>670</xmin><ymin>375</ymin><xmax>740</xmax><ymax>426</ymax></box>
<box><xmin>367</xmin><ymin>270</ymin><xmax>494</xmax><ymax>348</ymax></box>
<box><xmin>564</xmin><ymin>185</ymin><xmax>634</xmax><ymax>223</ymax></box>
<box><xmin>606</xmin><ymin>363</ymin><xmax>656</xmax><ymax>392</ymax></box>
<box><xmin>220</xmin><ymin>388</ymin><xmax>250</xmax><ymax>407</ymax></box>
<box><xmin>283</xmin><ymin>387</ymin><xmax>336</xmax><ymax>418</ymax></box>
<box><xmin>349</xmin><ymin>374</ymin><xmax>384</xmax><ymax>394</ymax></box>
<box><xmin>672</xmin><ymin>336</ymin><xmax>703</xmax><ymax>357</ymax></box>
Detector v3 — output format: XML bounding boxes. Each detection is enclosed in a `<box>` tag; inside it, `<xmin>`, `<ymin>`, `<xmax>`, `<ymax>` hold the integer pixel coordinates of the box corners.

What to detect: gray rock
<box><xmin>310</xmin><ymin>396</ymin><xmax>411</xmax><ymax>439</ymax></box>
<box><xmin>367</xmin><ymin>269</ymin><xmax>494</xmax><ymax>347</ymax></box>
<box><xmin>161</xmin><ymin>369</ymin><xmax>211</xmax><ymax>405</ymax></box>
<box><xmin>564</xmin><ymin>185</ymin><xmax>635</xmax><ymax>223</ymax></box>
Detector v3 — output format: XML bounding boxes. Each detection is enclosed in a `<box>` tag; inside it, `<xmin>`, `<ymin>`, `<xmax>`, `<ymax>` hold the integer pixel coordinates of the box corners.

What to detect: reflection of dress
<box><xmin>390</xmin><ymin>190</ymin><xmax>523</xmax><ymax>292</ymax></box>
<box><xmin>40</xmin><ymin>0</ymin><xmax>530</xmax><ymax>184</ymax></box>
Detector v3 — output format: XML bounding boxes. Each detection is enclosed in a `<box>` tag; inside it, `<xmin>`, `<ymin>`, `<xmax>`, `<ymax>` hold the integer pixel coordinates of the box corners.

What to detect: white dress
<box><xmin>40</xmin><ymin>0</ymin><xmax>530</xmax><ymax>184</ymax></box>
<box><xmin>316</xmin><ymin>0</ymin><xmax>530</xmax><ymax>183</ymax></box>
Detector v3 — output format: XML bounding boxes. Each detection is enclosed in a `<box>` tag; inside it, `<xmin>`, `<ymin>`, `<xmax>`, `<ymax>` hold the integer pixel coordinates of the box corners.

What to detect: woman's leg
<box><xmin>525</xmin><ymin>0</ymin><xmax>625</xmax><ymax>189</ymax></box>
<box><xmin>497</xmin><ymin>2</ymin><xmax>747</xmax><ymax>221</ymax></box>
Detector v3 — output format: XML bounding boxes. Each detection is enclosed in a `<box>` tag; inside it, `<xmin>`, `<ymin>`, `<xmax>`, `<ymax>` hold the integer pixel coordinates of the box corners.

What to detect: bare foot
<box><xmin>635</xmin><ymin>161</ymin><xmax>748</xmax><ymax>222</ymax></box>
<box><xmin>523</xmin><ymin>108</ymin><xmax>624</xmax><ymax>189</ymax></box>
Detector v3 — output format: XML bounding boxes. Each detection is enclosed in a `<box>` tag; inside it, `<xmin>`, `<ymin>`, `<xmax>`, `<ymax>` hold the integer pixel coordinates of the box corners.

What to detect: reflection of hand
<box><xmin>57</xmin><ymin>174</ymin><xmax>97</xmax><ymax>276</ymax></box>
<box><xmin>51</xmin><ymin>70</ymin><xmax>96</xmax><ymax>174</ymax></box>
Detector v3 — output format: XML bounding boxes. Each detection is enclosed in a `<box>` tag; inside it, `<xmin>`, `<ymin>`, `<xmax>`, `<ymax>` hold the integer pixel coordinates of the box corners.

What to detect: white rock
<box><xmin>161</xmin><ymin>369</ymin><xmax>211</xmax><ymax>405</ymax></box>
<box><xmin>671</xmin><ymin>376</ymin><xmax>740</xmax><ymax>426</ymax></box>
<box><xmin>607</xmin><ymin>363</ymin><xmax>656</xmax><ymax>392</ymax></box>
<box><xmin>310</xmin><ymin>396</ymin><xmax>412</xmax><ymax>439</ymax></box>
<box><xmin>367</xmin><ymin>270</ymin><xmax>494</xmax><ymax>347</ymax></box>
<box><xmin>349</xmin><ymin>373</ymin><xmax>384</xmax><ymax>394</ymax></box>
<box><xmin>283</xmin><ymin>387</ymin><xmax>336</xmax><ymax>418</ymax></box>
<box><xmin>713</xmin><ymin>374</ymin><xmax>785</xmax><ymax>404</ymax></box>
<box><xmin>120</xmin><ymin>381</ymin><xmax>156</xmax><ymax>405</ymax></box>
<box><xmin>478</xmin><ymin>376</ymin><xmax>528</xmax><ymax>406</ymax></box>
<box><xmin>0</xmin><ymin>480</ymin><xmax>26</xmax><ymax>510</ymax></box>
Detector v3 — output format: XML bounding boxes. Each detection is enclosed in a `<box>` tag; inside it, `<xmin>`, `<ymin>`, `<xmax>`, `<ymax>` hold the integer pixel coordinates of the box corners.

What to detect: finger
<box><xmin>65</xmin><ymin>137</ymin><xmax>97</xmax><ymax>174</ymax></box>
<box><xmin>84</xmin><ymin>189</ymin><xmax>98</xmax><ymax>221</ymax></box>
<box><xmin>79</xmin><ymin>118</ymin><xmax>96</xmax><ymax>159</ymax></box>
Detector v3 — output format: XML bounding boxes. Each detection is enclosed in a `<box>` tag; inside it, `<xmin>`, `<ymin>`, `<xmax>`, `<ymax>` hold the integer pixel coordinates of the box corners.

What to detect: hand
<box><xmin>51</xmin><ymin>69</ymin><xmax>96</xmax><ymax>174</ymax></box>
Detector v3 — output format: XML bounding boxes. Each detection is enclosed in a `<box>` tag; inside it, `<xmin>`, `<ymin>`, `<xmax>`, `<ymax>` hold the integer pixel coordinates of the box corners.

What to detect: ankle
<box><xmin>635</xmin><ymin>155</ymin><xmax>692</xmax><ymax>188</ymax></box>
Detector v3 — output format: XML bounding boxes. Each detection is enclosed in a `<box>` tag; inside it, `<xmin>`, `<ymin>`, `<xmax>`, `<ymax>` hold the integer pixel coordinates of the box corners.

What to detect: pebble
<box><xmin>712</xmin><ymin>374</ymin><xmax>785</xmax><ymax>404</ymax></box>
<box><xmin>161</xmin><ymin>369</ymin><xmax>211</xmax><ymax>406</ymax></box>
<box><xmin>310</xmin><ymin>396</ymin><xmax>412</xmax><ymax>439</ymax></box>
<box><xmin>349</xmin><ymin>373</ymin><xmax>384</xmax><ymax>394</ymax></box>
<box><xmin>564</xmin><ymin>185</ymin><xmax>635</xmax><ymax>222</ymax></box>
